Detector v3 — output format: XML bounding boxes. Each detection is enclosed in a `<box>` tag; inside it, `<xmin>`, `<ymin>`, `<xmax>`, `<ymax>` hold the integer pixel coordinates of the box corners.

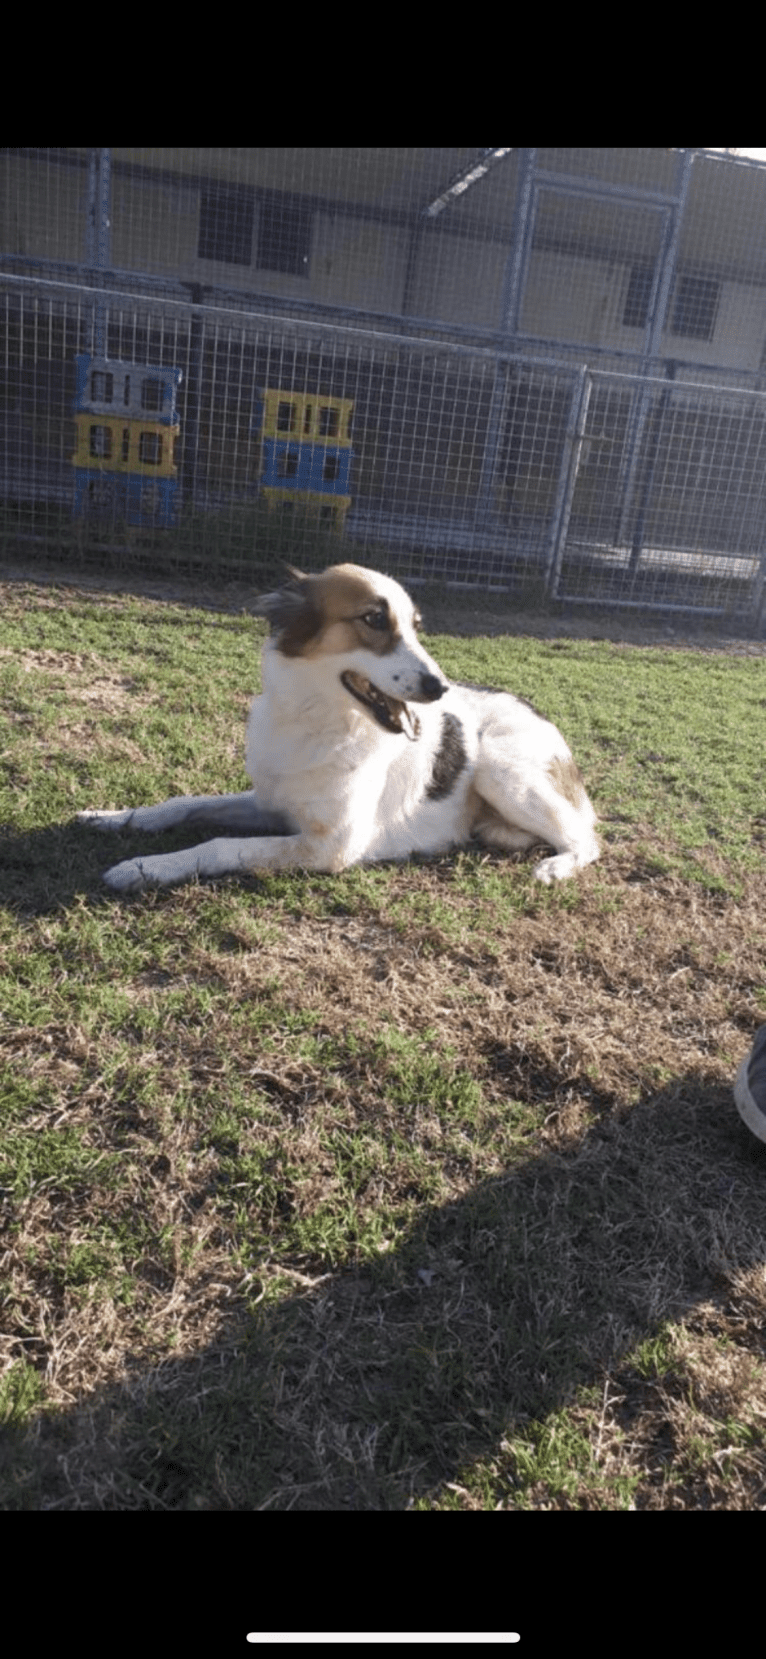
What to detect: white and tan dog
<box><xmin>80</xmin><ymin>562</ymin><xmax>599</xmax><ymax>891</ymax></box>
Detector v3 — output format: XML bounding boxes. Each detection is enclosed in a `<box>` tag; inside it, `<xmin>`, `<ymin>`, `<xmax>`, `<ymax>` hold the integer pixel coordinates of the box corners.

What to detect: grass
<box><xmin>1</xmin><ymin>567</ymin><xmax>766</xmax><ymax>1509</ymax></box>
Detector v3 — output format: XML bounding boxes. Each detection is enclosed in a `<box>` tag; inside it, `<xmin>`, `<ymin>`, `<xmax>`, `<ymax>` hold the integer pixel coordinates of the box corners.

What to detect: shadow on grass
<box><xmin>0</xmin><ymin>818</ymin><xmax>274</xmax><ymax>916</ymax></box>
<box><xmin>2</xmin><ymin>1063</ymin><xmax>764</xmax><ymax>1511</ymax></box>
<box><xmin>3</xmin><ymin>814</ymin><xmax>765</xmax><ymax>1509</ymax></box>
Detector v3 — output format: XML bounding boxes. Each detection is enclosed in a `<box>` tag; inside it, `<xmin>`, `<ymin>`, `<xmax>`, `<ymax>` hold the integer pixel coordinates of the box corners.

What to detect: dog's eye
<box><xmin>362</xmin><ymin>610</ymin><xmax>388</xmax><ymax>631</ymax></box>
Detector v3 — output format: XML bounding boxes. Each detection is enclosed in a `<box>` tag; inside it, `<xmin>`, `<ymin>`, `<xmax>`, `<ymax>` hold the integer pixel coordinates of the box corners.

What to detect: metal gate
<box><xmin>547</xmin><ymin>367</ymin><xmax>766</xmax><ymax>619</ymax></box>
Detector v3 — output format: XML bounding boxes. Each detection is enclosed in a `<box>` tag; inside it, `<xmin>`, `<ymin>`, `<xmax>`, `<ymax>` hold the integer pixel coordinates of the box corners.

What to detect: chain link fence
<box><xmin>2</xmin><ymin>148</ymin><xmax>766</xmax><ymax>626</ymax></box>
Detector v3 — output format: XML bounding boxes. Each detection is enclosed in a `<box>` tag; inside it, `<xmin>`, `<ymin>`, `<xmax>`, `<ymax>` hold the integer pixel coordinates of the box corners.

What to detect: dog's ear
<box><xmin>254</xmin><ymin>569</ymin><xmax>321</xmax><ymax>654</ymax></box>
<box><xmin>252</xmin><ymin>564</ymin><xmax>306</xmax><ymax>618</ymax></box>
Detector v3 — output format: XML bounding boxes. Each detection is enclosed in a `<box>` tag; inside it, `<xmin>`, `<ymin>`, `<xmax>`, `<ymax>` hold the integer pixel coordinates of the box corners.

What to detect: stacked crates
<box><xmin>72</xmin><ymin>354</ymin><xmax>182</xmax><ymax>528</ymax></box>
<box><xmin>254</xmin><ymin>390</ymin><xmax>353</xmax><ymax>530</ymax></box>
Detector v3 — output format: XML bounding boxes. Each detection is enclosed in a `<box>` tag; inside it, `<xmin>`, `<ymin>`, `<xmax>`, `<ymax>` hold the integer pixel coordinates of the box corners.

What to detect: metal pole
<box><xmin>475</xmin><ymin>150</ymin><xmax>537</xmax><ymax>529</ymax></box>
<box><xmin>618</xmin><ymin>149</ymin><xmax>695</xmax><ymax>570</ymax></box>
<box><xmin>86</xmin><ymin>149</ymin><xmax>111</xmax><ymax>357</ymax></box>
<box><xmin>546</xmin><ymin>366</ymin><xmax>592</xmax><ymax>596</ymax></box>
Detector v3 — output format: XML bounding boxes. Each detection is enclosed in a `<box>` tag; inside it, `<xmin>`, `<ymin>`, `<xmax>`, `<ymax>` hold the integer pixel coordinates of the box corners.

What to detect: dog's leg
<box><xmin>473</xmin><ymin>757</ymin><xmax>599</xmax><ymax>883</ymax></box>
<box><xmin>100</xmin><ymin>819</ymin><xmax>364</xmax><ymax>892</ymax></box>
<box><xmin>79</xmin><ymin>792</ymin><xmax>290</xmax><ymax>837</ymax></box>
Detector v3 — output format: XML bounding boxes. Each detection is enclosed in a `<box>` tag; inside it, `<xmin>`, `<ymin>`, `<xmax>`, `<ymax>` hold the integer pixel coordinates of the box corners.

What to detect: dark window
<box><xmin>90</xmin><ymin>424</ymin><xmax>111</xmax><ymax>458</ymax></box>
<box><xmin>624</xmin><ymin>264</ymin><xmax>720</xmax><ymax>342</ymax></box>
<box><xmin>319</xmin><ymin>406</ymin><xmax>339</xmax><ymax>436</ymax></box>
<box><xmin>139</xmin><ymin>431</ymin><xmax>162</xmax><ymax>465</ymax></box>
<box><xmin>141</xmin><ymin>377</ymin><xmax>163</xmax><ymax>412</ymax></box>
<box><xmin>277</xmin><ymin>448</ymin><xmax>299</xmax><ymax>478</ymax></box>
<box><xmin>623</xmin><ymin>265</ymin><xmax>654</xmax><ymax>329</ymax></box>
<box><xmin>257</xmin><ymin>195</ymin><xmax>311</xmax><ymax>277</ymax></box>
<box><xmin>670</xmin><ymin>273</ymin><xmax>720</xmax><ymax>340</ymax></box>
<box><xmin>198</xmin><ymin>188</ymin><xmax>254</xmax><ymax>266</ymax></box>
<box><xmin>91</xmin><ymin>370</ymin><xmax>113</xmax><ymax>402</ymax></box>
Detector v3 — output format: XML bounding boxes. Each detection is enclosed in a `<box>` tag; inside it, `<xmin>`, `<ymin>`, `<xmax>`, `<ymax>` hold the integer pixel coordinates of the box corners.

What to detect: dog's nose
<box><xmin>419</xmin><ymin>672</ymin><xmax>447</xmax><ymax>701</ymax></box>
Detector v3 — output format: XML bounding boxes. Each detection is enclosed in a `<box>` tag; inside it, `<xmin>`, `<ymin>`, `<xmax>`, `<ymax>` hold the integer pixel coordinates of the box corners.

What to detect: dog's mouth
<box><xmin>341</xmin><ymin>670</ymin><xmax>420</xmax><ymax>739</ymax></box>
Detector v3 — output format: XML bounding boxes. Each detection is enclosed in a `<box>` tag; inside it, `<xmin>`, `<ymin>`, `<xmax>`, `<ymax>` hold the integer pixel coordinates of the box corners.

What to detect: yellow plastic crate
<box><xmin>257</xmin><ymin>390</ymin><xmax>353</xmax><ymax>445</ymax></box>
<box><xmin>262</xmin><ymin>487</ymin><xmax>351</xmax><ymax>528</ymax></box>
<box><xmin>72</xmin><ymin>413</ymin><xmax>179</xmax><ymax>477</ymax></box>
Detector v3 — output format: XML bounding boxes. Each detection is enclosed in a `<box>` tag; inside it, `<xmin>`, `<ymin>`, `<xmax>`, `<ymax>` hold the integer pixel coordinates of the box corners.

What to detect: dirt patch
<box><xmin>0</xmin><ymin>646</ymin><xmax>146</xmax><ymax>716</ymax></box>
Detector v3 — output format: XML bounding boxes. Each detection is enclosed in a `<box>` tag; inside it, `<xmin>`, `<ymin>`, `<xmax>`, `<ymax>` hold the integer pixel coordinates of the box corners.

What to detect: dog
<box><xmin>79</xmin><ymin>562</ymin><xmax>599</xmax><ymax>892</ymax></box>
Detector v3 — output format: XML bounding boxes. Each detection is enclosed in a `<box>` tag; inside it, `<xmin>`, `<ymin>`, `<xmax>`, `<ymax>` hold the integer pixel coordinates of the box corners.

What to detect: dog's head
<box><xmin>255</xmin><ymin>563</ymin><xmax>448</xmax><ymax>738</ymax></box>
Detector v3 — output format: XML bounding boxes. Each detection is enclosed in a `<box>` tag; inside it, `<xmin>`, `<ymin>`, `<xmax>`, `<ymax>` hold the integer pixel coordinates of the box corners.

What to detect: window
<box><xmin>89</xmin><ymin>424</ymin><xmax>112</xmax><ymax>458</ymax></box>
<box><xmin>141</xmin><ymin>377</ymin><xmax>164</xmax><ymax>413</ymax></box>
<box><xmin>198</xmin><ymin>187</ymin><xmax>254</xmax><ymax>266</ymax></box>
<box><xmin>276</xmin><ymin>448</ymin><xmax>299</xmax><ymax>479</ymax></box>
<box><xmin>623</xmin><ymin>265</ymin><xmax>654</xmax><ymax>330</ymax></box>
<box><xmin>319</xmin><ymin>406</ymin><xmax>339</xmax><ymax>437</ymax></box>
<box><xmin>257</xmin><ymin>195</ymin><xmax>311</xmax><ymax>277</ymax></box>
<box><xmin>139</xmin><ymin>431</ymin><xmax>163</xmax><ymax>466</ymax></box>
<box><xmin>624</xmin><ymin>264</ymin><xmax>720</xmax><ymax>342</ymax></box>
<box><xmin>91</xmin><ymin>370</ymin><xmax>113</xmax><ymax>403</ymax></box>
<box><xmin>670</xmin><ymin>272</ymin><xmax>720</xmax><ymax>340</ymax></box>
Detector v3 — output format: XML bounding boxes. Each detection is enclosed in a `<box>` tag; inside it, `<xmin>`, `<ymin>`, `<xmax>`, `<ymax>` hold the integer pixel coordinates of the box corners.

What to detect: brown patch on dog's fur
<box><xmin>548</xmin><ymin>754</ymin><xmax>587</xmax><ymax>810</ymax></box>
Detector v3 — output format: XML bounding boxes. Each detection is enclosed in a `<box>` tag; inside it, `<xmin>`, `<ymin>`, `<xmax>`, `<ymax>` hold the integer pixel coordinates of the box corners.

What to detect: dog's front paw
<box><xmin>78</xmin><ymin>808</ymin><xmax>134</xmax><ymax>832</ymax></box>
<box><xmin>103</xmin><ymin>856</ymin><xmax>153</xmax><ymax>892</ymax></box>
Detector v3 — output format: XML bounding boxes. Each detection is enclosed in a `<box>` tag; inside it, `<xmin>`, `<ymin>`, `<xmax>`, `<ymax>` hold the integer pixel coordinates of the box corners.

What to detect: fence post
<box><xmin>753</xmin><ymin>541</ymin><xmax>766</xmax><ymax>633</ymax></box>
<box><xmin>617</xmin><ymin>149</ymin><xmax>695</xmax><ymax>563</ymax></box>
<box><xmin>499</xmin><ymin>148</ymin><xmax>537</xmax><ymax>337</ymax></box>
<box><xmin>85</xmin><ymin>149</ymin><xmax>111</xmax><ymax>358</ymax></box>
<box><xmin>626</xmin><ymin>360</ymin><xmax>676</xmax><ymax>580</ymax></box>
<box><xmin>180</xmin><ymin>284</ymin><xmax>206</xmax><ymax>507</ymax></box>
<box><xmin>545</xmin><ymin>366</ymin><xmax>592</xmax><ymax>597</ymax></box>
<box><xmin>474</xmin><ymin>151</ymin><xmax>538</xmax><ymax>532</ymax></box>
